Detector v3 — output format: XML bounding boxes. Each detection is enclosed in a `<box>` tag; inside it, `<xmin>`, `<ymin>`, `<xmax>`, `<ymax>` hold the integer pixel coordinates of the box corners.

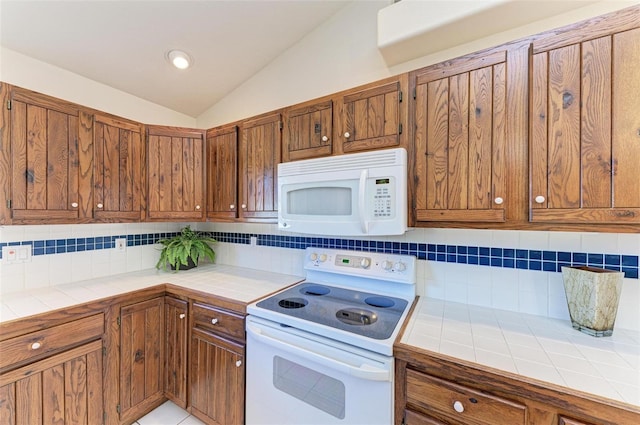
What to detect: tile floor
<box><xmin>134</xmin><ymin>401</ymin><xmax>205</xmax><ymax>425</ymax></box>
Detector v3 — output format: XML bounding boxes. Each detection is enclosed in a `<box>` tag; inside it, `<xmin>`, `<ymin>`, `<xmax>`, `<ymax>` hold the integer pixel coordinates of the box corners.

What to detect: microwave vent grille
<box><xmin>279</xmin><ymin>148</ymin><xmax>406</xmax><ymax>176</ymax></box>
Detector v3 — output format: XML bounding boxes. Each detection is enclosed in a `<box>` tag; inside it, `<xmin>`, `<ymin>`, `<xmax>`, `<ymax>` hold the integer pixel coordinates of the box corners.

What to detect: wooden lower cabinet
<box><xmin>189</xmin><ymin>300</ymin><xmax>246</xmax><ymax>425</ymax></box>
<box><xmin>0</xmin><ymin>339</ymin><xmax>104</xmax><ymax>424</ymax></box>
<box><xmin>118</xmin><ymin>297</ymin><xmax>165</xmax><ymax>424</ymax></box>
<box><xmin>395</xmin><ymin>345</ymin><xmax>640</xmax><ymax>425</ymax></box>
<box><xmin>403</xmin><ymin>409</ymin><xmax>446</xmax><ymax>425</ymax></box>
<box><xmin>405</xmin><ymin>368</ymin><xmax>525</xmax><ymax>425</ymax></box>
<box><xmin>190</xmin><ymin>328</ymin><xmax>245</xmax><ymax>425</ymax></box>
<box><xmin>164</xmin><ymin>296</ymin><xmax>188</xmax><ymax>409</ymax></box>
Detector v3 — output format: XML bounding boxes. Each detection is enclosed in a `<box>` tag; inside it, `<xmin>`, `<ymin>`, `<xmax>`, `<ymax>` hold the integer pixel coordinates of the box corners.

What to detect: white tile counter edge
<box><xmin>0</xmin><ymin>263</ymin><xmax>304</xmax><ymax>323</ymax></box>
<box><xmin>401</xmin><ymin>297</ymin><xmax>640</xmax><ymax>408</ymax></box>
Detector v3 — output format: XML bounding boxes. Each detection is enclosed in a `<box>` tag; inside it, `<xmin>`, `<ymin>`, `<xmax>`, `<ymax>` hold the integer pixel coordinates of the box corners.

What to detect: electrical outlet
<box><xmin>115</xmin><ymin>238</ymin><xmax>127</xmax><ymax>252</ymax></box>
<box><xmin>250</xmin><ymin>236</ymin><xmax>257</xmax><ymax>246</ymax></box>
<box><xmin>2</xmin><ymin>246</ymin><xmax>31</xmax><ymax>263</ymax></box>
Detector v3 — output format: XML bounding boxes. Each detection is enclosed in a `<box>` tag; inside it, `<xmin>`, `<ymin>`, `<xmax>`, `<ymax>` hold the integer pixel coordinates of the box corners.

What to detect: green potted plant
<box><xmin>155</xmin><ymin>225</ymin><xmax>216</xmax><ymax>271</ymax></box>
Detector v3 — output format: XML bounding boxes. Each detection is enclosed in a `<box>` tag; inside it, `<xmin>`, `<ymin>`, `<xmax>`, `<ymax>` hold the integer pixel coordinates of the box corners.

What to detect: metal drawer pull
<box><xmin>31</xmin><ymin>342</ymin><xmax>42</xmax><ymax>350</ymax></box>
<box><xmin>211</xmin><ymin>318</ymin><xmax>219</xmax><ymax>325</ymax></box>
<box><xmin>179</xmin><ymin>313</ymin><xmax>186</xmax><ymax>319</ymax></box>
<box><xmin>453</xmin><ymin>400</ymin><xmax>464</xmax><ymax>413</ymax></box>
<box><xmin>235</xmin><ymin>360</ymin><xmax>242</xmax><ymax>367</ymax></box>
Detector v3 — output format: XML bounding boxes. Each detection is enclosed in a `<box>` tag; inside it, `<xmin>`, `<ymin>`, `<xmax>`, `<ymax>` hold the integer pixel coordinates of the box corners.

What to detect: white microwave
<box><xmin>277</xmin><ymin>148</ymin><xmax>407</xmax><ymax>236</ymax></box>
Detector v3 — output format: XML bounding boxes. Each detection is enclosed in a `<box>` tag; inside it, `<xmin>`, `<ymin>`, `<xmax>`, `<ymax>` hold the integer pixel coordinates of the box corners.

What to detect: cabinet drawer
<box><xmin>192</xmin><ymin>302</ymin><xmax>245</xmax><ymax>341</ymax></box>
<box><xmin>406</xmin><ymin>369</ymin><xmax>526</xmax><ymax>425</ymax></box>
<box><xmin>0</xmin><ymin>313</ymin><xmax>104</xmax><ymax>371</ymax></box>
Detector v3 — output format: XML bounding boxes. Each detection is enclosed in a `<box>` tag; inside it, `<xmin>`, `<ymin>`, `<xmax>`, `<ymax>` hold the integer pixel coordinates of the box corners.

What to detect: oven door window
<box><xmin>273</xmin><ymin>355</ymin><xmax>346</xmax><ymax>419</ymax></box>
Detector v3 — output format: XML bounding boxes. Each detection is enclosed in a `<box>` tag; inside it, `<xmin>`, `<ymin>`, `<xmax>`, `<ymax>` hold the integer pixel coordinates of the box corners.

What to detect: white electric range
<box><xmin>246</xmin><ymin>247</ymin><xmax>416</xmax><ymax>424</ymax></box>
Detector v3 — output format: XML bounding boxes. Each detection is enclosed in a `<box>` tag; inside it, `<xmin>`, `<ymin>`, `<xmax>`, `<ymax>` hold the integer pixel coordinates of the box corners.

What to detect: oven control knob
<box><xmin>360</xmin><ymin>258</ymin><xmax>371</xmax><ymax>269</ymax></box>
<box><xmin>309</xmin><ymin>253</ymin><xmax>318</xmax><ymax>261</ymax></box>
<box><xmin>382</xmin><ymin>260</ymin><xmax>393</xmax><ymax>271</ymax></box>
<box><xmin>394</xmin><ymin>261</ymin><xmax>406</xmax><ymax>272</ymax></box>
<box><xmin>319</xmin><ymin>254</ymin><xmax>327</xmax><ymax>262</ymax></box>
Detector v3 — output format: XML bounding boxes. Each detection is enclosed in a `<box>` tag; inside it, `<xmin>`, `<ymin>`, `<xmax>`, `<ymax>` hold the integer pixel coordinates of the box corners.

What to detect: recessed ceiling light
<box><xmin>166</xmin><ymin>50</ymin><xmax>192</xmax><ymax>70</ymax></box>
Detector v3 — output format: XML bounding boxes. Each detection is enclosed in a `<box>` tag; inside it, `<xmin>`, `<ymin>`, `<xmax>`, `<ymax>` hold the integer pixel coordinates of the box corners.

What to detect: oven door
<box><xmin>246</xmin><ymin>315</ymin><xmax>394</xmax><ymax>425</ymax></box>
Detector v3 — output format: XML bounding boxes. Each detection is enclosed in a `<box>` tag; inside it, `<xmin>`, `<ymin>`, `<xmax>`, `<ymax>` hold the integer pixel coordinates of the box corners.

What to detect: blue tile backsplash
<box><xmin>1</xmin><ymin>231</ymin><xmax>638</xmax><ymax>279</ymax></box>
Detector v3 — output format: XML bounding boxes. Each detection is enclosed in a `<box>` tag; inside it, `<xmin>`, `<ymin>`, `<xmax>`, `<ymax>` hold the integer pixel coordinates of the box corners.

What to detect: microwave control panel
<box><xmin>372</xmin><ymin>177</ymin><xmax>394</xmax><ymax>218</ymax></box>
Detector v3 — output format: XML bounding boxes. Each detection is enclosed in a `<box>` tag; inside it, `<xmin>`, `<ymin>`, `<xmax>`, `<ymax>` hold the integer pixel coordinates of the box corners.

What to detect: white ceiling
<box><xmin>0</xmin><ymin>0</ymin><xmax>352</xmax><ymax>117</ymax></box>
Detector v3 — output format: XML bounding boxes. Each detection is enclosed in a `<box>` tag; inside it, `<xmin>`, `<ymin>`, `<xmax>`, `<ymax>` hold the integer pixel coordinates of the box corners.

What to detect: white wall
<box><xmin>0</xmin><ymin>47</ymin><xmax>196</xmax><ymax>127</ymax></box>
<box><xmin>196</xmin><ymin>0</ymin><xmax>639</xmax><ymax>128</ymax></box>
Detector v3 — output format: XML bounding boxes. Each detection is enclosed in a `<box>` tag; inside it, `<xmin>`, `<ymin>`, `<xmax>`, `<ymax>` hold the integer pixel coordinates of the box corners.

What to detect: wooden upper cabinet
<box><xmin>282</xmin><ymin>99</ymin><xmax>333</xmax><ymax>162</ymax></box>
<box><xmin>146</xmin><ymin>125</ymin><xmax>205</xmax><ymax>221</ymax></box>
<box><xmin>413</xmin><ymin>50</ymin><xmax>508</xmax><ymax>223</ymax></box>
<box><xmin>530</xmin><ymin>12</ymin><xmax>640</xmax><ymax>224</ymax></box>
<box><xmin>0</xmin><ymin>83</ymin><xmax>10</xmax><ymax>225</ymax></box>
<box><xmin>93</xmin><ymin>114</ymin><xmax>145</xmax><ymax>221</ymax></box>
<box><xmin>239</xmin><ymin>112</ymin><xmax>281</xmax><ymax>220</ymax></box>
<box><xmin>206</xmin><ymin>124</ymin><xmax>238</xmax><ymax>221</ymax></box>
<box><xmin>8</xmin><ymin>87</ymin><xmax>92</xmax><ymax>223</ymax></box>
<box><xmin>335</xmin><ymin>75</ymin><xmax>407</xmax><ymax>155</ymax></box>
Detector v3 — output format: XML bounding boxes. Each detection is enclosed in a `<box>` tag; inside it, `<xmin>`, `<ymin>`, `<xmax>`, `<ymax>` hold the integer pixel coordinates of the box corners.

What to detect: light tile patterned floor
<box><xmin>134</xmin><ymin>401</ymin><xmax>205</xmax><ymax>425</ymax></box>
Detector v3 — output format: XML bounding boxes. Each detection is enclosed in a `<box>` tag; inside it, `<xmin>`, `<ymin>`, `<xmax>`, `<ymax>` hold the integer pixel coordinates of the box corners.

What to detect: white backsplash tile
<box><xmin>48</xmin><ymin>252</ymin><xmax>73</xmax><ymax>285</ymax></box>
<box><xmin>24</xmin><ymin>255</ymin><xmax>51</xmax><ymax>290</ymax></box>
<box><xmin>547</xmin><ymin>231</ymin><xmax>582</xmax><ymax>251</ymax></box>
<box><xmin>519</xmin><ymin>230</ymin><xmax>550</xmax><ymax>250</ymax></box>
<box><xmin>1</xmin><ymin>223</ymin><xmax>638</xmax><ymax>333</ymax></box>
<box><xmin>582</xmin><ymin>232</ymin><xmax>618</xmax><ymax>254</ymax></box>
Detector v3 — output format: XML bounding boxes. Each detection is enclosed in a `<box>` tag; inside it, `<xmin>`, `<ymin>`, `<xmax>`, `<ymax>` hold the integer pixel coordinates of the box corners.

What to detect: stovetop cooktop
<box><xmin>255</xmin><ymin>281</ymin><xmax>408</xmax><ymax>340</ymax></box>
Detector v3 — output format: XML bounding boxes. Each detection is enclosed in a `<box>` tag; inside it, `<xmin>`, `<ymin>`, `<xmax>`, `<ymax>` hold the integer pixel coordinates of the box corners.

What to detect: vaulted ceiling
<box><xmin>0</xmin><ymin>0</ymin><xmax>351</xmax><ymax>117</ymax></box>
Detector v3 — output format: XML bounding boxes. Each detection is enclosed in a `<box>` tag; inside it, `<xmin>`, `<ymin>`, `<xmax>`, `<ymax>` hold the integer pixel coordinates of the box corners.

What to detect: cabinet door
<box><xmin>559</xmin><ymin>417</ymin><xmax>596</xmax><ymax>425</ymax></box>
<box><xmin>9</xmin><ymin>87</ymin><xmax>92</xmax><ymax>222</ymax></box>
<box><xmin>164</xmin><ymin>297</ymin><xmax>188</xmax><ymax>409</ymax></box>
<box><xmin>119</xmin><ymin>297</ymin><xmax>164</xmax><ymax>423</ymax></box>
<box><xmin>190</xmin><ymin>327</ymin><xmax>244</xmax><ymax>425</ymax></box>
<box><xmin>404</xmin><ymin>409</ymin><xmax>446</xmax><ymax>425</ymax></box>
<box><xmin>239</xmin><ymin>112</ymin><xmax>281</xmax><ymax>220</ymax></box>
<box><xmin>414</xmin><ymin>50</ymin><xmax>508</xmax><ymax>223</ymax></box>
<box><xmin>283</xmin><ymin>100</ymin><xmax>332</xmax><ymax>162</ymax></box>
<box><xmin>147</xmin><ymin>126</ymin><xmax>205</xmax><ymax>221</ymax></box>
<box><xmin>0</xmin><ymin>83</ymin><xmax>10</xmax><ymax>225</ymax></box>
<box><xmin>93</xmin><ymin>114</ymin><xmax>144</xmax><ymax>221</ymax></box>
<box><xmin>206</xmin><ymin>124</ymin><xmax>238</xmax><ymax>220</ymax></box>
<box><xmin>336</xmin><ymin>78</ymin><xmax>404</xmax><ymax>154</ymax></box>
<box><xmin>530</xmin><ymin>27</ymin><xmax>640</xmax><ymax>224</ymax></box>
<box><xmin>0</xmin><ymin>340</ymin><xmax>103</xmax><ymax>425</ymax></box>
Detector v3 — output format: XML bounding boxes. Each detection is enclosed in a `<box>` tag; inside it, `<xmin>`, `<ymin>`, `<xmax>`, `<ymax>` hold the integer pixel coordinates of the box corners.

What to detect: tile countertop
<box><xmin>401</xmin><ymin>297</ymin><xmax>640</xmax><ymax>408</ymax></box>
<box><xmin>0</xmin><ymin>264</ymin><xmax>304</xmax><ymax>324</ymax></box>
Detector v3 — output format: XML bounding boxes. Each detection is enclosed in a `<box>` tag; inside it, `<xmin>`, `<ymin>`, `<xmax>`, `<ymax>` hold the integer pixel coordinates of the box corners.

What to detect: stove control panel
<box><xmin>304</xmin><ymin>248</ymin><xmax>416</xmax><ymax>284</ymax></box>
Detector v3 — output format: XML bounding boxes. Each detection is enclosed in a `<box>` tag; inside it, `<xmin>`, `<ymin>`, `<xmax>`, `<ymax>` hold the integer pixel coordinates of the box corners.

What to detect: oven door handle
<box><xmin>247</xmin><ymin>322</ymin><xmax>390</xmax><ymax>382</ymax></box>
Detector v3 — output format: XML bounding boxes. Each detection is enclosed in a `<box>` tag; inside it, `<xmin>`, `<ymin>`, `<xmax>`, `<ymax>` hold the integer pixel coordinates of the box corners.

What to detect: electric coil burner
<box><xmin>256</xmin><ymin>282</ymin><xmax>407</xmax><ymax>339</ymax></box>
<box><xmin>248</xmin><ymin>247</ymin><xmax>417</xmax><ymax>356</ymax></box>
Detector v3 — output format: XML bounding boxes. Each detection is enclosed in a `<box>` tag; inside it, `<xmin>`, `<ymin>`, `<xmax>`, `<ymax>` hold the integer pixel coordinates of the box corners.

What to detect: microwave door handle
<box><xmin>358</xmin><ymin>169</ymin><xmax>369</xmax><ymax>233</ymax></box>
